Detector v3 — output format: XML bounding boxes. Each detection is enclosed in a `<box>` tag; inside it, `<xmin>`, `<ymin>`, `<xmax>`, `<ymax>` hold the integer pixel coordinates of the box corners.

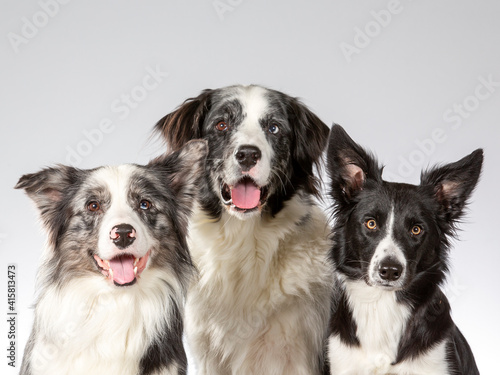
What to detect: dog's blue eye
<box><xmin>139</xmin><ymin>200</ymin><xmax>152</xmax><ymax>210</ymax></box>
<box><xmin>268</xmin><ymin>124</ymin><xmax>279</xmax><ymax>134</ymax></box>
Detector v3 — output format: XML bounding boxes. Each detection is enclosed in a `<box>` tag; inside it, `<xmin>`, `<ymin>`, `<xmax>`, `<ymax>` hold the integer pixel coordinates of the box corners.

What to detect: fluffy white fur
<box><xmin>185</xmin><ymin>193</ymin><xmax>332</xmax><ymax>375</ymax></box>
<box><xmin>27</xmin><ymin>269</ymin><xmax>183</xmax><ymax>375</ymax></box>
<box><xmin>328</xmin><ymin>279</ymin><xmax>450</xmax><ymax>375</ymax></box>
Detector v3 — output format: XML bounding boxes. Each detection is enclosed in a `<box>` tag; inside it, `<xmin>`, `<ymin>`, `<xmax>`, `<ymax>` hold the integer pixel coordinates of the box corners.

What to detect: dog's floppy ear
<box><xmin>15</xmin><ymin>165</ymin><xmax>83</xmax><ymax>243</ymax></box>
<box><xmin>155</xmin><ymin>89</ymin><xmax>213</xmax><ymax>151</ymax></box>
<box><xmin>287</xmin><ymin>97</ymin><xmax>330</xmax><ymax>196</ymax></box>
<box><xmin>327</xmin><ymin>124</ymin><xmax>381</xmax><ymax>205</ymax></box>
<box><xmin>149</xmin><ymin>140</ymin><xmax>208</xmax><ymax>207</ymax></box>
<box><xmin>420</xmin><ymin>149</ymin><xmax>483</xmax><ymax>222</ymax></box>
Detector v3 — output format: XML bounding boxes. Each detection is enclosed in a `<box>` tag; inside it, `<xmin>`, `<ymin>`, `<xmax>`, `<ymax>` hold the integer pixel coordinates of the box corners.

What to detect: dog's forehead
<box><xmin>75</xmin><ymin>165</ymin><xmax>150</xmax><ymax>204</ymax></box>
<box><xmin>87</xmin><ymin>164</ymin><xmax>137</xmax><ymax>191</ymax></box>
<box><xmin>359</xmin><ymin>182</ymin><xmax>433</xmax><ymax>221</ymax></box>
<box><xmin>240</xmin><ymin>85</ymin><xmax>270</xmax><ymax>116</ymax></box>
<box><xmin>356</xmin><ymin>183</ymin><xmax>416</xmax><ymax>213</ymax></box>
<box><xmin>212</xmin><ymin>85</ymin><xmax>276</xmax><ymax>120</ymax></box>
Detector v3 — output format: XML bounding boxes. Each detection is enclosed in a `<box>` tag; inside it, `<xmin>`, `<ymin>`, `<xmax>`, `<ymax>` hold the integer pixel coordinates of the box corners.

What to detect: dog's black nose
<box><xmin>235</xmin><ymin>145</ymin><xmax>261</xmax><ymax>171</ymax></box>
<box><xmin>378</xmin><ymin>260</ymin><xmax>403</xmax><ymax>281</ymax></box>
<box><xmin>110</xmin><ymin>224</ymin><xmax>136</xmax><ymax>249</ymax></box>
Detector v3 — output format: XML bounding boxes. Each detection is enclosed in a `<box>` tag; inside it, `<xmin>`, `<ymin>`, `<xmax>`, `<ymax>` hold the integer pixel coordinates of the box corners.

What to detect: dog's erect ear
<box><xmin>421</xmin><ymin>149</ymin><xmax>483</xmax><ymax>222</ymax></box>
<box><xmin>149</xmin><ymin>140</ymin><xmax>208</xmax><ymax>205</ymax></box>
<box><xmin>15</xmin><ymin>165</ymin><xmax>83</xmax><ymax>242</ymax></box>
<box><xmin>155</xmin><ymin>89</ymin><xmax>213</xmax><ymax>151</ymax></box>
<box><xmin>287</xmin><ymin>97</ymin><xmax>330</xmax><ymax>196</ymax></box>
<box><xmin>327</xmin><ymin>124</ymin><xmax>381</xmax><ymax>204</ymax></box>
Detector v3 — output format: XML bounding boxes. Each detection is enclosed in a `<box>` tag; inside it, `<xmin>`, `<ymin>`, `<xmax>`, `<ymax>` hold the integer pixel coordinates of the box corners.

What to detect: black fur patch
<box><xmin>139</xmin><ymin>297</ymin><xmax>187</xmax><ymax>375</ymax></box>
<box><xmin>328</xmin><ymin>285</ymin><xmax>360</xmax><ymax>347</ymax></box>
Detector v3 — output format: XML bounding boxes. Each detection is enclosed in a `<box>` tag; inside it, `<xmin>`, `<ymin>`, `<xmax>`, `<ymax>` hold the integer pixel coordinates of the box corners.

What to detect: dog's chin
<box><xmin>365</xmin><ymin>276</ymin><xmax>406</xmax><ymax>292</ymax></box>
<box><xmin>219</xmin><ymin>176</ymin><xmax>269</xmax><ymax>220</ymax></box>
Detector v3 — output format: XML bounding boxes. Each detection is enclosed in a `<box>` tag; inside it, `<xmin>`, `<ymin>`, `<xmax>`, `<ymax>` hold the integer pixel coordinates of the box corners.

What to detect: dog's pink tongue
<box><xmin>109</xmin><ymin>255</ymin><xmax>135</xmax><ymax>285</ymax></box>
<box><xmin>231</xmin><ymin>180</ymin><xmax>261</xmax><ymax>209</ymax></box>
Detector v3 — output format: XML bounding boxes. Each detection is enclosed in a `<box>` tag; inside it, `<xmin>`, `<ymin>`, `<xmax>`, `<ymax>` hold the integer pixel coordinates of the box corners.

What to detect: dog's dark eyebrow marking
<box><xmin>78</xmin><ymin>184</ymin><xmax>111</xmax><ymax>209</ymax></box>
<box><xmin>127</xmin><ymin>173</ymin><xmax>174</xmax><ymax>210</ymax></box>
<box><xmin>129</xmin><ymin>173</ymin><xmax>160</xmax><ymax>192</ymax></box>
<box><xmin>259</xmin><ymin>112</ymin><xmax>288</xmax><ymax>130</ymax></box>
<box><xmin>81</xmin><ymin>185</ymin><xmax>108</xmax><ymax>198</ymax></box>
<box><xmin>265</xmin><ymin>91</ymin><xmax>288</xmax><ymax>111</ymax></box>
<box><xmin>208</xmin><ymin>99</ymin><xmax>245</xmax><ymax>124</ymax></box>
<box><xmin>226</xmin><ymin>100</ymin><xmax>245</xmax><ymax>123</ymax></box>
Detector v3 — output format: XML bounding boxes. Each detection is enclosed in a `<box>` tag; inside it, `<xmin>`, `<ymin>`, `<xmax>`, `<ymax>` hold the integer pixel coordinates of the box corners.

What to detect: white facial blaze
<box><xmin>227</xmin><ymin>86</ymin><xmax>274</xmax><ymax>187</ymax></box>
<box><xmin>94</xmin><ymin>165</ymin><xmax>152</xmax><ymax>261</ymax></box>
<box><xmin>368</xmin><ymin>207</ymin><xmax>407</xmax><ymax>286</ymax></box>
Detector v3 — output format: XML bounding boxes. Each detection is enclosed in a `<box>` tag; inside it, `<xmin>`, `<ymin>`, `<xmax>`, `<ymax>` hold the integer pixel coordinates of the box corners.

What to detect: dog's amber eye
<box><xmin>215</xmin><ymin>121</ymin><xmax>228</xmax><ymax>132</ymax></box>
<box><xmin>139</xmin><ymin>200</ymin><xmax>152</xmax><ymax>210</ymax></box>
<box><xmin>87</xmin><ymin>201</ymin><xmax>101</xmax><ymax>212</ymax></box>
<box><xmin>365</xmin><ymin>219</ymin><xmax>377</xmax><ymax>230</ymax></box>
<box><xmin>268</xmin><ymin>124</ymin><xmax>279</xmax><ymax>134</ymax></box>
<box><xmin>411</xmin><ymin>225</ymin><xmax>423</xmax><ymax>236</ymax></box>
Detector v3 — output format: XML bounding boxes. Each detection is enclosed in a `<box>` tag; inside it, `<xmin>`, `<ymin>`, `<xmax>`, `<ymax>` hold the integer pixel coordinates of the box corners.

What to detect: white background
<box><xmin>1</xmin><ymin>0</ymin><xmax>499</xmax><ymax>374</ymax></box>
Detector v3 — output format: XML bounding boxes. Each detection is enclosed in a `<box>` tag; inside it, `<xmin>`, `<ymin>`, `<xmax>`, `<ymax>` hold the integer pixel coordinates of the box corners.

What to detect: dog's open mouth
<box><xmin>220</xmin><ymin>176</ymin><xmax>269</xmax><ymax>212</ymax></box>
<box><xmin>93</xmin><ymin>251</ymin><xmax>150</xmax><ymax>286</ymax></box>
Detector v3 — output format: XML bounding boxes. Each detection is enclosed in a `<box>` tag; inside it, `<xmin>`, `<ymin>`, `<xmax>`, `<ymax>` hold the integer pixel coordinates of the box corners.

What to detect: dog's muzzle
<box><xmin>220</xmin><ymin>177</ymin><xmax>269</xmax><ymax>212</ymax></box>
<box><xmin>93</xmin><ymin>223</ymin><xmax>150</xmax><ymax>287</ymax></box>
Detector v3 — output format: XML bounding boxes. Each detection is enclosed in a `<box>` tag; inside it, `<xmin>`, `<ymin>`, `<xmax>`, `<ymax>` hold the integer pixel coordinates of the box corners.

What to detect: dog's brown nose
<box><xmin>378</xmin><ymin>259</ymin><xmax>403</xmax><ymax>281</ymax></box>
<box><xmin>235</xmin><ymin>145</ymin><xmax>261</xmax><ymax>171</ymax></box>
<box><xmin>110</xmin><ymin>224</ymin><xmax>136</xmax><ymax>249</ymax></box>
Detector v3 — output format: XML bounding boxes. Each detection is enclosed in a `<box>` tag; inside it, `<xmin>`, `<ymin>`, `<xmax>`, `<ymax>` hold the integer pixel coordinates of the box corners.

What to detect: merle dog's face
<box><xmin>16</xmin><ymin>141</ymin><xmax>207</xmax><ymax>287</ymax></box>
<box><xmin>200</xmin><ymin>87</ymin><xmax>288</xmax><ymax>219</ymax></box>
<box><xmin>327</xmin><ymin>125</ymin><xmax>483</xmax><ymax>291</ymax></box>
<box><xmin>156</xmin><ymin>85</ymin><xmax>329</xmax><ymax>220</ymax></box>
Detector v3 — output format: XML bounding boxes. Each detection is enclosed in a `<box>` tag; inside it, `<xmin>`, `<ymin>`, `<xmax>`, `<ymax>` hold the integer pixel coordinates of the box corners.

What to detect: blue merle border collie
<box><xmin>16</xmin><ymin>141</ymin><xmax>207</xmax><ymax>375</ymax></box>
<box><xmin>155</xmin><ymin>85</ymin><xmax>333</xmax><ymax>374</ymax></box>
<box><xmin>326</xmin><ymin>125</ymin><xmax>481</xmax><ymax>375</ymax></box>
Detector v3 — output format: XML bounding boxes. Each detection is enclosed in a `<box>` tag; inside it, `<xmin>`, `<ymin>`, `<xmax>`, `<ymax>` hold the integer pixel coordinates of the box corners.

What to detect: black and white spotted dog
<box><xmin>16</xmin><ymin>141</ymin><xmax>207</xmax><ymax>375</ymax></box>
<box><xmin>326</xmin><ymin>125</ymin><xmax>481</xmax><ymax>375</ymax></box>
<box><xmin>156</xmin><ymin>85</ymin><xmax>333</xmax><ymax>374</ymax></box>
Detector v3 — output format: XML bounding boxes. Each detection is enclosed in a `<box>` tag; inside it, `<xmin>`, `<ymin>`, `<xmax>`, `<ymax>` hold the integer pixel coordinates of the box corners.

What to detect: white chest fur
<box><xmin>186</xmin><ymin>195</ymin><xmax>333</xmax><ymax>374</ymax></box>
<box><xmin>328</xmin><ymin>280</ymin><xmax>449</xmax><ymax>375</ymax></box>
<box><xmin>27</xmin><ymin>270</ymin><xmax>181</xmax><ymax>375</ymax></box>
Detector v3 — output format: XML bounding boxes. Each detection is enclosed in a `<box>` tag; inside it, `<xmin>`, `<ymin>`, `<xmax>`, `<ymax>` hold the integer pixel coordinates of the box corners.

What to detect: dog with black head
<box><xmin>326</xmin><ymin>125</ymin><xmax>481</xmax><ymax>375</ymax></box>
<box><xmin>156</xmin><ymin>85</ymin><xmax>333</xmax><ymax>374</ymax></box>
